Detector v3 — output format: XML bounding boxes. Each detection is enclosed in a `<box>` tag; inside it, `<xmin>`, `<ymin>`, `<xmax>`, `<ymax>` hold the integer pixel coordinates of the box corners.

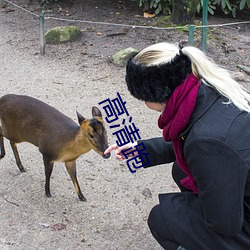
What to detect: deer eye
<box><xmin>89</xmin><ymin>133</ymin><xmax>94</xmax><ymax>139</ymax></box>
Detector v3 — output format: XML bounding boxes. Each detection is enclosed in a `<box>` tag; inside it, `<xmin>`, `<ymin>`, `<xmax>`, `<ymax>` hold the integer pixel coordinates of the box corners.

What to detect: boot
<box><xmin>176</xmin><ymin>246</ymin><xmax>187</xmax><ymax>250</ymax></box>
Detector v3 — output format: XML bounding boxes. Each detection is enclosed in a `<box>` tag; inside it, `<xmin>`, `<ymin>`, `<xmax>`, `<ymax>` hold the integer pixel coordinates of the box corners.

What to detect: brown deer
<box><xmin>0</xmin><ymin>94</ymin><xmax>110</xmax><ymax>201</ymax></box>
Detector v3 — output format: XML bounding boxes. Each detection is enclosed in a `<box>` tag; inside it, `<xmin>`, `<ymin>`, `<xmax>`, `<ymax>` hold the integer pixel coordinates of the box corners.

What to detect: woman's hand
<box><xmin>104</xmin><ymin>142</ymin><xmax>138</xmax><ymax>160</ymax></box>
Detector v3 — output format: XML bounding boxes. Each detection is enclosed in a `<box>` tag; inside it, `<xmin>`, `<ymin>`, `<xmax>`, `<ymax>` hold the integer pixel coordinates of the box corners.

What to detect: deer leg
<box><xmin>65</xmin><ymin>161</ymin><xmax>86</xmax><ymax>202</ymax></box>
<box><xmin>10</xmin><ymin>141</ymin><xmax>25</xmax><ymax>172</ymax></box>
<box><xmin>0</xmin><ymin>127</ymin><xmax>5</xmax><ymax>159</ymax></box>
<box><xmin>43</xmin><ymin>155</ymin><xmax>54</xmax><ymax>198</ymax></box>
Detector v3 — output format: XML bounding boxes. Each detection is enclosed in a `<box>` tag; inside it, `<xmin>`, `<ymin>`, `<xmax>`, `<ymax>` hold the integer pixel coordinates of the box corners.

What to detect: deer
<box><xmin>0</xmin><ymin>94</ymin><xmax>111</xmax><ymax>201</ymax></box>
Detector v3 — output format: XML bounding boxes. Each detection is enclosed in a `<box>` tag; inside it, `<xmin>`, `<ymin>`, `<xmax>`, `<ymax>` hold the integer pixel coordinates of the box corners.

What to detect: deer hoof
<box><xmin>79</xmin><ymin>196</ymin><xmax>87</xmax><ymax>202</ymax></box>
<box><xmin>46</xmin><ymin>193</ymin><xmax>52</xmax><ymax>198</ymax></box>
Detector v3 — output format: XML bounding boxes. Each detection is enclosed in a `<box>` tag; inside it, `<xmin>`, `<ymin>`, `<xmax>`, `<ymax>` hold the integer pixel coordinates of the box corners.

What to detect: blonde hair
<box><xmin>134</xmin><ymin>42</ymin><xmax>250</xmax><ymax>113</ymax></box>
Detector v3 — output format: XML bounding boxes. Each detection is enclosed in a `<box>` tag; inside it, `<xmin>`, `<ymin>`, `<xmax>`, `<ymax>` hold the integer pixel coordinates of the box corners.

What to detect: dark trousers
<box><xmin>148</xmin><ymin>162</ymin><xmax>188</xmax><ymax>250</ymax></box>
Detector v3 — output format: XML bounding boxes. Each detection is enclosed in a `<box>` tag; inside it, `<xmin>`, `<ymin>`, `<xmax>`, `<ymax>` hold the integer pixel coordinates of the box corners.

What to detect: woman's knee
<box><xmin>148</xmin><ymin>204</ymin><xmax>161</xmax><ymax>233</ymax></box>
<box><xmin>148</xmin><ymin>204</ymin><xmax>173</xmax><ymax>238</ymax></box>
<box><xmin>148</xmin><ymin>204</ymin><xmax>179</xmax><ymax>249</ymax></box>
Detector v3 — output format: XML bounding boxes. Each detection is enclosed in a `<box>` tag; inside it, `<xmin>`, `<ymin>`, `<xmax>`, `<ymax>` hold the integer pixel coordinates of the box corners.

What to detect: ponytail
<box><xmin>182</xmin><ymin>46</ymin><xmax>250</xmax><ymax>112</ymax></box>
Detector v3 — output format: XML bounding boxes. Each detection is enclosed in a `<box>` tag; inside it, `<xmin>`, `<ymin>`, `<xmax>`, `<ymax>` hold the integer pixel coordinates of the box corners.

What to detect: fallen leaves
<box><xmin>143</xmin><ymin>12</ymin><xmax>156</xmax><ymax>18</ymax></box>
<box><xmin>51</xmin><ymin>223</ymin><xmax>67</xmax><ymax>231</ymax></box>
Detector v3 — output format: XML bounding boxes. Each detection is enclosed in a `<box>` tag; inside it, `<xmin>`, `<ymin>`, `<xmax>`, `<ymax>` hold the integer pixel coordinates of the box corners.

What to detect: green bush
<box><xmin>135</xmin><ymin>0</ymin><xmax>172</xmax><ymax>15</ymax></box>
<box><xmin>212</xmin><ymin>0</ymin><xmax>250</xmax><ymax>17</ymax></box>
<box><xmin>196</xmin><ymin>0</ymin><xmax>216</xmax><ymax>15</ymax></box>
<box><xmin>136</xmin><ymin>0</ymin><xmax>250</xmax><ymax>17</ymax></box>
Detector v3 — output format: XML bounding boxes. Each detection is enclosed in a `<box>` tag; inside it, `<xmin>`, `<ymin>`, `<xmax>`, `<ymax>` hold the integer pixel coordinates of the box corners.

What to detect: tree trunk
<box><xmin>171</xmin><ymin>0</ymin><xmax>198</xmax><ymax>25</ymax></box>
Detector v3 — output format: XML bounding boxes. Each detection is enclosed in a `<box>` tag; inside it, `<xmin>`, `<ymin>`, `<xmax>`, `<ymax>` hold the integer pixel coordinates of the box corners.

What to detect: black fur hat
<box><xmin>125</xmin><ymin>52</ymin><xmax>192</xmax><ymax>103</ymax></box>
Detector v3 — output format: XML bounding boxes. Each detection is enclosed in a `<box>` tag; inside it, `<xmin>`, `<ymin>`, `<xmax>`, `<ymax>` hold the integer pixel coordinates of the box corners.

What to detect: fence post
<box><xmin>201</xmin><ymin>0</ymin><xmax>208</xmax><ymax>51</ymax></box>
<box><xmin>39</xmin><ymin>11</ymin><xmax>45</xmax><ymax>55</ymax></box>
<box><xmin>188</xmin><ymin>25</ymin><xmax>195</xmax><ymax>46</ymax></box>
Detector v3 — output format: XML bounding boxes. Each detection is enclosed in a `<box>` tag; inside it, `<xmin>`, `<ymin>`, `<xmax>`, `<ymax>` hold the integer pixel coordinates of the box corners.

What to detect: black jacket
<box><xmin>139</xmin><ymin>84</ymin><xmax>250</xmax><ymax>249</ymax></box>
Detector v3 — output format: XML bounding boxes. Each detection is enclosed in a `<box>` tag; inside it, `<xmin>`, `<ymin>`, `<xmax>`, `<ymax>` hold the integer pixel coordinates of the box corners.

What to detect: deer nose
<box><xmin>103</xmin><ymin>152</ymin><xmax>111</xmax><ymax>159</ymax></box>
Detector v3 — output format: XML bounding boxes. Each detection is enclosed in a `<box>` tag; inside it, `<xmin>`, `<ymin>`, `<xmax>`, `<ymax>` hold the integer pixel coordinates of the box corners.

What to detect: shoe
<box><xmin>176</xmin><ymin>246</ymin><xmax>187</xmax><ymax>250</ymax></box>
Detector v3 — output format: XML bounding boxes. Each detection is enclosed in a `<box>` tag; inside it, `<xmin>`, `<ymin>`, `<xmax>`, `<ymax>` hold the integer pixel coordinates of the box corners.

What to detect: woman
<box><xmin>104</xmin><ymin>42</ymin><xmax>250</xmax><ymax>250</ymax></box>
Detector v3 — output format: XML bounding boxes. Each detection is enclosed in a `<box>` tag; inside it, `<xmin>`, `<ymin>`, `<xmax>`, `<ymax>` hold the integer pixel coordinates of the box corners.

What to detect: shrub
<box><xmin>135</xmin><ymin>0</ymin><xmax>172</xmax><ymax>15</ymax></box>
<box><xmin>136</xmin><ymin>0</ymin><xmax>250</xmax><ymax>17</ymax></box>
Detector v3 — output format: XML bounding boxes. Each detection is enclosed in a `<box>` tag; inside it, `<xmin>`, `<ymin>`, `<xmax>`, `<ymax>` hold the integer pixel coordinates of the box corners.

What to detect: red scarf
<box><xmin>158</xmin><ymin>73</ymin><xmax>201</xmax><ymax>194</ymax></box>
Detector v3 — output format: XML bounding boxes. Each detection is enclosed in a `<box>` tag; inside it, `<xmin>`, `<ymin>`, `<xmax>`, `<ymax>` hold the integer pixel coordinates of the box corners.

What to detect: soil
<box><xmin>0</xmin><ymin>0</ymin><xmax>249</xmax><ymax>249</ymax></box>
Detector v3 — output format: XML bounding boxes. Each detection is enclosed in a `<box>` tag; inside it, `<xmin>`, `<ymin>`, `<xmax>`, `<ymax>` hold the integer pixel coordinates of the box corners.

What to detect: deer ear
<box><xmin>76</xmin><ymin>111</ymin><xmax>85</xmax><ymax>125</ymax></box>
<box><xmin>92</xmin><ymin>106</ymin><xmax>102</xmax><ymax>118</ymax></box>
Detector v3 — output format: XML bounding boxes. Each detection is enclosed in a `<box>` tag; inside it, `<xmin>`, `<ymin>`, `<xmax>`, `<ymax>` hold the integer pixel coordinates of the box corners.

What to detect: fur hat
<box><xmin>125</xmin><ymin>52</ymin><xmax>192</xmax><ymax>103</ymax></box>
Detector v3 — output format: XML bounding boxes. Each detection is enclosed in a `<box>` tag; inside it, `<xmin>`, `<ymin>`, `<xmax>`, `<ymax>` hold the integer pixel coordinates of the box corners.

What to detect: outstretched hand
<box><xmin>104</xmin><ymin>142</ymin><xmax>138</xmax><ymax>160</ymax></box>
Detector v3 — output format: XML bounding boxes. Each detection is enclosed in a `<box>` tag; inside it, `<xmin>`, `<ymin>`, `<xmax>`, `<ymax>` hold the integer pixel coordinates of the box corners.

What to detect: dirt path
<box><xmin>0</xmin><ymin>1</ymin><xmax>249</xmax><ymax>249</ymax></box>
<box><xmin>0</xmin><ymin>3</ymin><xmax>176</xmax><ymax>250</ymax></box>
